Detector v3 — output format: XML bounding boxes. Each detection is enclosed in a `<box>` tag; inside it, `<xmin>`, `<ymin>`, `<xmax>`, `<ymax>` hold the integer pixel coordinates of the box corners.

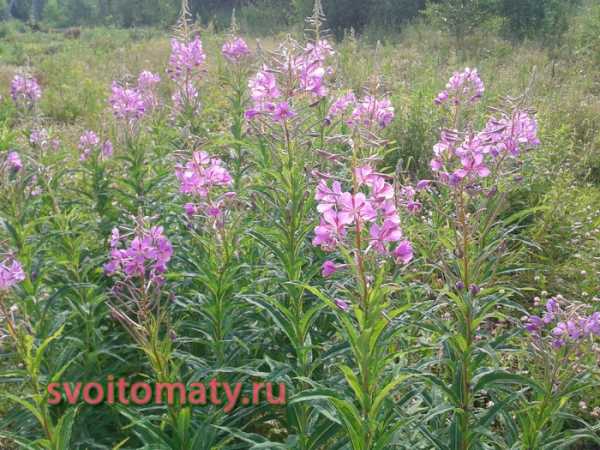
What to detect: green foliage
<box><xmin>0</xmin><ymin>5</ymin><xmax>600</xmax><ymax>447</ymax></box>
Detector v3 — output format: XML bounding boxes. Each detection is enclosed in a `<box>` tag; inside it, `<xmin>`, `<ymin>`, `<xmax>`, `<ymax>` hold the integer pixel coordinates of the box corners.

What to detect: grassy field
<box><xmin>0</xmin><ymin>6</ymin><xmax>599</xmax><ymax>448</ymax></box>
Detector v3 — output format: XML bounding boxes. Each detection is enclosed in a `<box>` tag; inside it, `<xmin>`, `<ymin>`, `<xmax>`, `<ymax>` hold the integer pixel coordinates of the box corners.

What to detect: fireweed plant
<box><xmin>0</xmin><ymin>251</ymin><xmax>75</xmax><ymax>450</ymax></box>
<box><xmin>103</xmin><ymin>219</ymin><xmax>193</xmax><ymax>446</ymax></box>
<box><xmin>519</xmin><ymin>295</ymin><xmax>600</xmax><ymax>449</ymax></box>
<box><xmin>174</xmin><ymin>150</ymin><xmax>242</xmax><ymax>366</ymax></box>
<box><xmin>1</xmin><ymin>1</ymin><xmax>600</xmax><ymax>448</ymax></box>
<box><xmin>219</xmin><ymin>13</ymin><xmax>252</xmax><ymax>190</ymax></box>
<box><xmin>402</xmin><ymin>68</ymin><xmax>586</xmax><ymax>449</ymax></box>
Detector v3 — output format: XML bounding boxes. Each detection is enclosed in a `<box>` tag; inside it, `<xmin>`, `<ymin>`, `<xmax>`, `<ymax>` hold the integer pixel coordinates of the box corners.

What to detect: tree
<box><xmin>31</xmin><ymin>0</ymin><xmax>45</xmax><ymax>21</ymax></box>
<box><xmin>424</xmin><ymin>0</ymin><xmax>498</xmax><ymax>50</ymax></box>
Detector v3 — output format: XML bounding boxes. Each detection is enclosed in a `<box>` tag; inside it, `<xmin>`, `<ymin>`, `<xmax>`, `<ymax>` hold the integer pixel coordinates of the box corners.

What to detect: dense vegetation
<box><xmin>0</xmin><ymin>0</ymin><xmax>599</xmax><ymax>448</ymax></box>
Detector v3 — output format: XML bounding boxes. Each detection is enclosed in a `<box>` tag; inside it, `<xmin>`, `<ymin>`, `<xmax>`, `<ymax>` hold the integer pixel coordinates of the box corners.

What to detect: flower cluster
<box><xmin>104</xmin><ymin>225</ymin><xmax>173</xmax><ymax>285</ymax></box>
<box><xmin>434</xmin><ymin>67</ymin><xmax>484</xmax><ymax>106</ymax></box>
<box><xmin>78</xmin><ymin>130</ymin><xmax>113</xmax><ymax>161</ymax></box>
<box><xmin>109</xmin><ymin>81</ymin><xmax>146</xmax><ymax>124</ymax></box>
<box><xmin>326</xmin><ymin>91</ymin><xmax>356</xmax><ymax>122</ymax></box>
<box><xmin>245</xmin><ymin>39</ymin><xmax>334</xmax><ymax>121</ymax></box>
<box><xmin>246</xmin><ymin>67</ymin><xmax>282</xmax><ymax>119</ymax></box>
<box><xmin>30</xmin><ymin>128</ymin><xmax>61</xmax><ymax>152</ymax></box>
<box><xmin>430</xmin><ymin>70</ymin><xmax>540</xmax><ymax>186</ymax></box>
<box><xmin>295</xmin><ymin>39</ymin><xmax>334</xmax><ymax>98</ymax></box>
<box><xmin>10</xmin><ymin>74</ymin><xmax>42</xmax><ymax>108</ymax></box>
<box><xmin>137</xmin><ymin>71</ymin><xmax>161</xmax><ymax>111</ymax></box>
<box><xmin>0</xmin><ymin>257</ymin><xmax>25</xmax><ymax>291</ymax></box>
<box><xmin>313</xmin><ymin>166</ymin><xmax>413</xmax><ymax>273</ymax></box>
<box><xmin>325</xmin><ymin>92</ymin><xmax>395</xmax><ymax>129</ymax></box>
<box><xmin>167</xmin><ymin>36</ymin><xmax>206</xmax><ymax>82</ymax></box>
<box><xmin>478</xmin><ymin>111</ymin><xmax>541</xmax><ymax>158</ymax></box>
<box><xmin>222</xmin><ymin>37</ymin><xmax>250</xmax><ymax>63</ymax></box>
<box><xmin>525</xmin><ymin>296</ymin><xmax>600</xmax><ymax>349</ymax></box>
<box><xmin>175</xmin><ymin>151</ymin><xmax>235</xmax><ymax>224</ymax></box>
<box><xmin>347</xmin><ymin>96</ymin><xmax>395</xmax><ymax>129</ymax></box>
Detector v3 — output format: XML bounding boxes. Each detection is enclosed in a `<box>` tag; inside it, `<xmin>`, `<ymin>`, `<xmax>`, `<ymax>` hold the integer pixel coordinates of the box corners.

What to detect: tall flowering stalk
<box><xmin>104</xmin><ymin>219</ymin><xmax>192</xmax><ymax>446</ymax></box>
<box><xmin>241</xmin><ymin>11</ymin><xmax>343</xmax><ymax>447</ymax></box>
<box><xmin>295</xmin><ymin>70</ymin><xmax>419</xmax><ymax>447</ymax></box>
<box><xmin>220</xmin><ymin>15</ymin><xmax>252</xmax><ymax>190</ymax></box>
<box><xmin>167</xmin><ymin>35</ymin><xmax>206</xmax><ymax>119</ymax></box>
<box><xmin>175</xmin><ymin>151</ymin><xmax>245</xmax><ymax>366</ymax></box>
<box><xmin>108</xmin><ymin>71</ymin><xmax>162</xmax><ymax>214</ymax></box>
<box><xmin>413</xmin><ymin>68</ymin><xmax>541</xmax><ymax>449</ymax></box>
<box><xmin>77</xmin><ymin>129</ymin><xmax>114</xmax><ymax>224</ymax></box>
<box><xmin>308</xmin><ymin>161</ymin><xmax>414</xmax><ymax>450</ymax></box>
<box><xmin>108</xmin><ymin>80</ymin><xmax>146</xmax><ymax>136</ymax></box>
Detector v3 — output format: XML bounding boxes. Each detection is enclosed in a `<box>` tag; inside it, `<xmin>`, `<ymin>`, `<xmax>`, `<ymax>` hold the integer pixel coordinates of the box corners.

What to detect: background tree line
<box><xmin>0</xmin><ymin>0</ymin><xmax>583</xmax><ymax>45</ymax></box>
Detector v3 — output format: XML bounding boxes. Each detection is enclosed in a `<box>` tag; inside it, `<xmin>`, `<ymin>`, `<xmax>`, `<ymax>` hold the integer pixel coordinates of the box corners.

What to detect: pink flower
<box><xmin>102</xmin><ymin>140</ymin><xmax>113</xmax><ymax>158</ymax></box>
<box><xmin>176</xmin><ymin>151</ymin><xmax>232</xmax><ymax>197</ymax></box>
<box><xmin>354</xmin><ymin>166</ymin><xmax>377</xmax><ymax>186</ymax></box>
<box><xmin>334</xmin><ymin>298</ymin><xmax>350</xmax><ymax>311</ymax></box>
<box><xmin>105</xmin><ymin>225</ymin><xmax>173</xmax><ymax>284</ymax></box>
<box><xmin>327</xmin><ymin>92</ymin><xmax>356</xmax><ymax>121</ymax></box>
<box><xmin>322</xmin><ymin>260</ymin><xmax>343</xmax><ymax>277</ymax></box>
<box><xmin>305</xmin><ymin>39</ymin><xmax>335</xmax><ymax>62</ymax></box>
<box><xmin>338</xmin><ymin>192</ymin><xmax>377</xmax><ymax>225</ymax></box>
<box><xmin>454</xmin><ymin>152</ymin><xmax>490</xmax><ymax>179</ymax></box>
<box><xmin>246</xmin><ymin>67</ymin><xmax>282</xmax><ymax>119</ymax></box>
<box><xmin>137</xmin><ymin>71</ymin><xmax>160</xmax><ymax>91</ymax></box>
<box><xmin>393</xmin><ymin>240</ymin><xmax>413</xmax><ymax>264</ymax></box>
<box><xmin>78</xmin><ymin>130</ymin><xmax>100</xmax><ymax>160</ymax></box>
<box><xmin>272</xmin><ymin>102</ymin><xmax>296</xmax><ymax>122</ymax></box>
<box><xmin>369</xmin><ymin>219</ymin><xmax>403</xmax><ymax>254</ymax></box>
<box><xmin>10</xmin><ymin>74</ymin><xmax>41</xmax><ymax>107</ymax></box>
<box><xmin>0</xmin><ymin>257</ymin><xmax>26</xmax><ymax>291</ymax></box>
<box><xmin>369</xmin><ymin>177</ymin><xmax>394</xmax><ymax>205</ymax></box>
<box><xmin>6</xmin><ymin>151</ymin><xmax>22</xmax><ymax>172</ymax></box>
<box><xmin>479</xmin><ymin>111</ymin><xmax>540</xmax><ymax>157</ymax></box>
<box><xmin>316</xmin><ymin>179</ymin><xmax>343</xmax><ymax>213</ymax></box>
<box><xmin>222</xmin><ymin>37</ymin><xmax>251</xmax><ymax>62</ymax></box>
<box><xmin>348</xmin><ymin>96</ymin><xmax>395</xmax><ymax>129</ymax></box>
<box><xmin>109</xmin><ymin>82</ymin><xmax>146</xmax><ymax>123</ymax></box>
<box><xmin>312</xmin><ymin>210</ymin><xmax>347</xmax><ymax>251</ymax></box>
<box><xmin>176</xmin><ymin>152</ymin><xmax>234</xmax><ymax>220</ymax></box>
<box><xmin>184</xmin><ymin>202</ymin><xmax>199</xmax><ymax>217</ymax></box>
<box><xmin>249</xmin><ymin>67</ymin><xmax>280</xmax><ymax>102</ymax></box>
<box><xmin>435</xmin><ymin>67</ymin><xmax>484</xmax><ymax>106</ymax></box>
<box><xmin>137</xmin><ymin>70</ymin><xmax>161</xmax><ymax>111</ymax></box>
<box><xmin>299</xmin><ymin>63</ymin><xmax>328</xmax><ymax>97</ymax></box>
